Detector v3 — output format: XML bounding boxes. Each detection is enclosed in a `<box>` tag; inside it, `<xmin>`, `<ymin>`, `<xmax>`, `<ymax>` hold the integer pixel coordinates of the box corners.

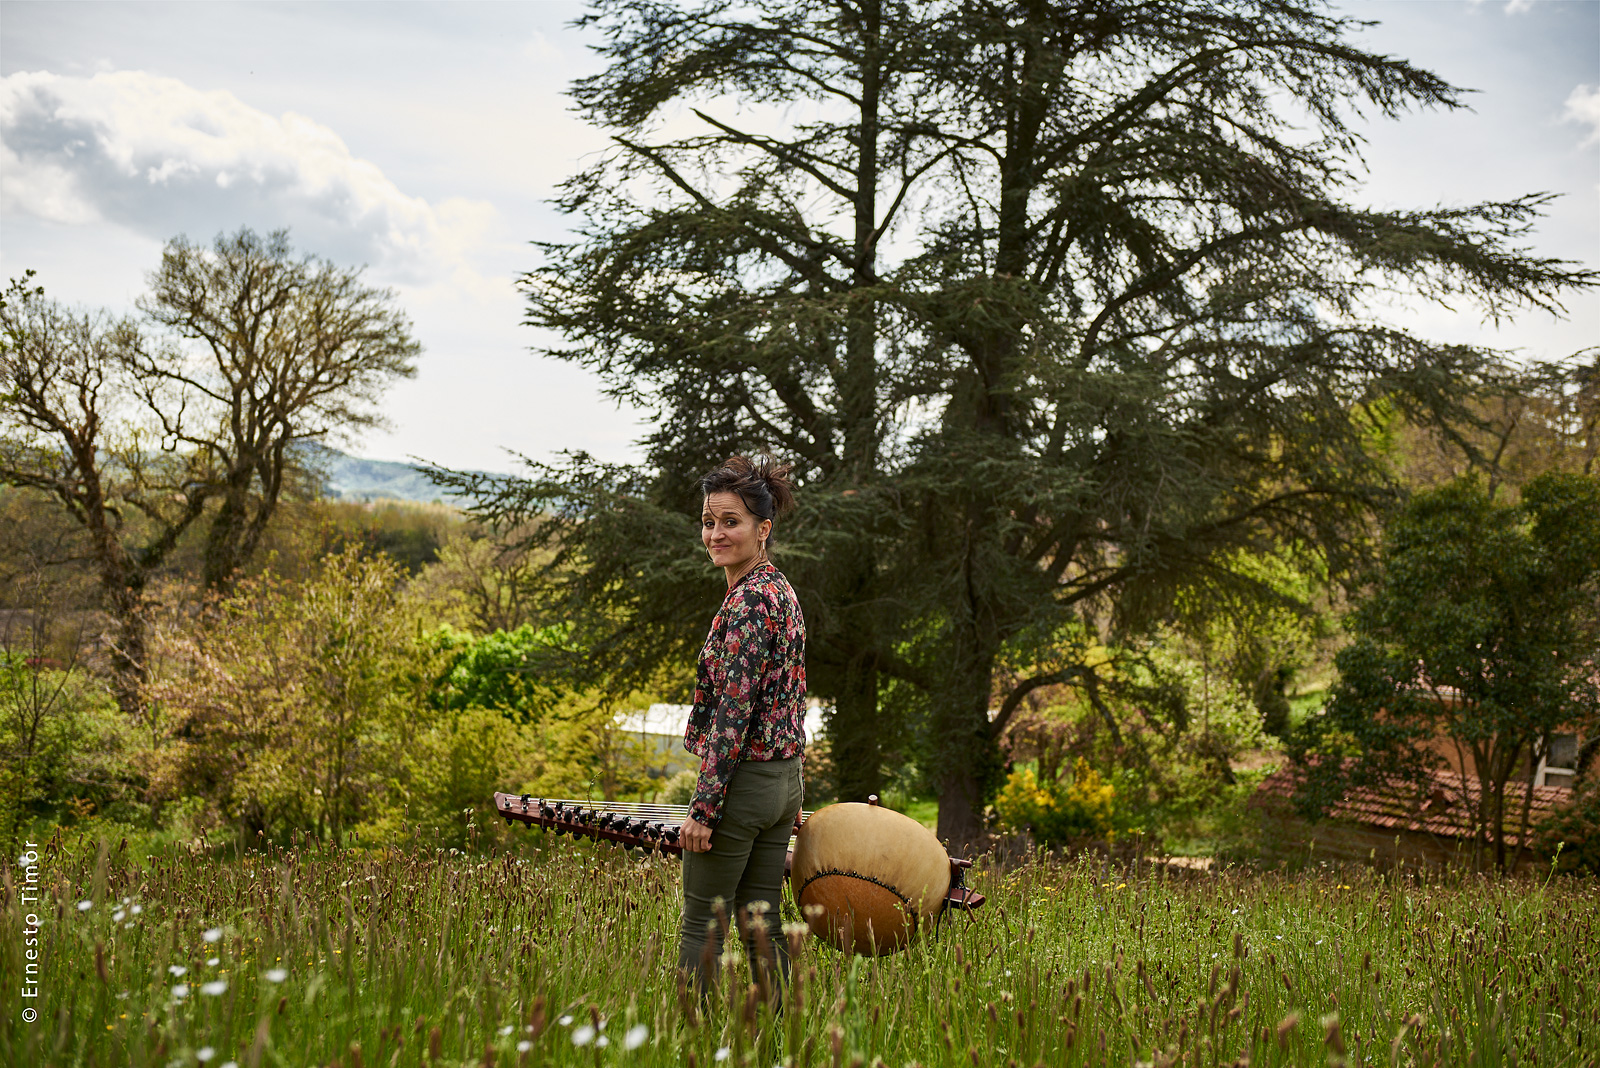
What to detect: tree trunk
<box><xmin>202</xmin><ymin>476</ymin><xmax>254</xmax><ymax>594</ymax></box>
<box><xmin>824</xmin><ymin>653</ymin><xmax>882</xmax><ymax>802</ymax></box>
<box><xmin>107</xmin><ymin>597</ymin><xmax>148</xmax><ymax>722</ymax></box>
<box><xmin>96</xmin><ymin>545</ymin><xmax>149</xmax><ymax>720</ymax></box>
<box><xmin>933</xmin><ymin>634</ymin><xmax>1001</xmax><ymax>853</ymax></box>
<box><xmin>936</xmin><ymin>768</ymin><xmax>984</xmax><ymax>853</ymax></box>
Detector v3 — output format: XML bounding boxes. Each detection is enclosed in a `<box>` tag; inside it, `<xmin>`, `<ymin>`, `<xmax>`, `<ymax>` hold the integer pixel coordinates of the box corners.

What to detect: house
<box><xmin>1408</xmin><ymin>686</ymin><xmax>1586</xmax><ymax>790</ymax></box>
<box><xmin>616</xmin><ymin>701</ymin><xmax>829</xmax><ymax>784</ymax></box>
<box><xmin>1250</xmin><ymin>762</ymin><xmax>1574</xmax><ymax>873</ymax></box>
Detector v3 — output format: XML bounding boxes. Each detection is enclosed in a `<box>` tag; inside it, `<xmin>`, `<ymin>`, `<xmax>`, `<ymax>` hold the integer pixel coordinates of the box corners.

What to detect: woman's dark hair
<box><xmin>699</xmin><ymin>455</ymin><xmax>796</xmax><ymax>543</ymax></box>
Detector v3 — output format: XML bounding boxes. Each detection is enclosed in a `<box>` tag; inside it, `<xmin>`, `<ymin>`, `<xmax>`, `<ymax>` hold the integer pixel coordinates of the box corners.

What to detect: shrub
<box><xmin>660</xmin><ymin>768</ymin><xmax>698</xmax><ymax>806</ymax></box>
<box><xmin>995</xmin><ymin>759</ymin><xmax>1116</xmax><ymax>846</ymax></box>
<box><xmin>1535</xmin><ymin>777</ymin><xmax>1600</xmax><ymax>875</ymax></box>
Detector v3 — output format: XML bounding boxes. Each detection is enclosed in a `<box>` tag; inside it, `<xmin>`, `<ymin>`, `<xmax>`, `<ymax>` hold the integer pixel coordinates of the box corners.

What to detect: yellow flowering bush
<box><xmin>994</xmin><ymin>758</ymin><xmax>1116</xmax><ymax>845</ymax></box>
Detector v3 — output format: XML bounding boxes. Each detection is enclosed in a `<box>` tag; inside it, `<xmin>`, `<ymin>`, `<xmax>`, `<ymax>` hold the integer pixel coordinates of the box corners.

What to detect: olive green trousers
<box><xmin>677</xmin><ymin>756</ymin><xmax>803</xmax><ymax>996</ymax></box>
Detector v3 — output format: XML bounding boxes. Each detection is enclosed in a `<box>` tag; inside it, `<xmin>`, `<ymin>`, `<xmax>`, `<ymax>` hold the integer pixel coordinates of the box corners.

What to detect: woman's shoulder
<box><xmin>753</xmin><ymin>566</ymin><xmax>804</xmax><ymax>624</ymax></box>
<box><xmin>731</xmin><ymin>564</ymin><xmax>797</xmax><ymax>610</ymax></box>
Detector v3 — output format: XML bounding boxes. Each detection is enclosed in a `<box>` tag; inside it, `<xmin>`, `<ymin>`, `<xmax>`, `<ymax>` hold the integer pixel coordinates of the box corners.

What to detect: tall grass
<box><xmin>4</xmin><ymin>829</ymin><xmax>1594</xmax><ymax>1067</ymax></box>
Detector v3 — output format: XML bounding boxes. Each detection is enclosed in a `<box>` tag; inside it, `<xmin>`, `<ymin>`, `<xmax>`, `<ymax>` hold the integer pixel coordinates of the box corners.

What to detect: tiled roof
<box><xmin>1252</xmin><ymin>763</ymin><xmax>1571</xmax><ymax>849</ymax></box>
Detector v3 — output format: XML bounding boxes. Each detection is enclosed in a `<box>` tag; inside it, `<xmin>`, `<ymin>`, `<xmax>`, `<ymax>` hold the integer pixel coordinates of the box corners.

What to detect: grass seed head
<box><xmin>1322</xmin><ymin>1013</ymin><xmax>1346</xmax><ymax>1056</ymax></box>
<box><xmin>1277</xmin><ymin>1012</ymin><xmax>1299</xmax><ymax>1049</ymax></box>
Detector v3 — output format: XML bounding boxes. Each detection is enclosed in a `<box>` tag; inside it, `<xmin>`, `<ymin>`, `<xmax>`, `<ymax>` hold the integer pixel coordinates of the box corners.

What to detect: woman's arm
<box><xmin>687</xmin><ymin>589</ymin><xmax>777</xmax><ymax>830</ymax></box>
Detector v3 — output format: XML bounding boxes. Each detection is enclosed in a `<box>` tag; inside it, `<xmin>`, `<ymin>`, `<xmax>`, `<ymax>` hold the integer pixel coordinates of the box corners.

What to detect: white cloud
<box><xmin>1504</xmin><ymin>0</ymin><xmax>1536</xmax><ymax>13</ymax></box>
<box><xmin>0</xmin><ymin>70</ymin><xmax>496</xmax><ymax>282</ymax></box>
<box><xmin>1563</xmin><ymin>84</ymin><xmax>1600</xmax><ymax>147</ymax></box>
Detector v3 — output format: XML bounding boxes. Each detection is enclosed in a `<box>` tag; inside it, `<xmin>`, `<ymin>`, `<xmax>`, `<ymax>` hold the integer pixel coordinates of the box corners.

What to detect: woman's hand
<box><xmin>679</xmin><ymin>815</ymin><xmax>713</xmax><ymax>853</ymax></box>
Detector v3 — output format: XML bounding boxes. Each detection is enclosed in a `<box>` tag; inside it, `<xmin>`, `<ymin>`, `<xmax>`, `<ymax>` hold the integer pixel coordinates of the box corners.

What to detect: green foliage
<box><xmin>1294</xmin><ymin>472</ymin><xmax>1600</xmax><ymax>870</ymax></box>
<box><xmin>1378</xmin><ymin>353</ymin><xmax>1600</xmax><ymax>494</ymax></box>
<box><xmin>1002</xmin><ymin>636</ymin><xmax>1274</xmax><ymax>852</ymax></box>
<box><xmin>407</xmin><ymin>525</ymin><xmax>543</xmax><ymax>633</ymax></box>
<box><xmin>428</xmin><ymin>623</ymin><xmax>574</xmax><ymax>721</ymax></box>
<box><xmin>1535</xmin><ymin>775</ymin><xmax>1600</xmax><ymax>876</ymax></box>
<box><xmin>152</xmin><ymin>547</ymin><xmax>441</xmax><ymax>847</ymax></box>
<box><xmin>1174</xmin><ymin>550</ymin><xmax>1332</xmax><ymax>739</ymax></box>
<box><xmin>0</xmin><ymin>654</ymin><xmax>131</xmax><ymax>844</ymax></box>
<box><xmin>321</xmin><ymin>499</ymin><xmax>463</xmax><ymax>575</ymax></box>
<box><xmin>994</xmin><ymin>760</ymin><xmax>1117</xmax><ymax>846</ymax></box>
<box><xmin>659</xmin><ymin>768</ymin><xmax>698</xmax><ymax>806</ymax></box>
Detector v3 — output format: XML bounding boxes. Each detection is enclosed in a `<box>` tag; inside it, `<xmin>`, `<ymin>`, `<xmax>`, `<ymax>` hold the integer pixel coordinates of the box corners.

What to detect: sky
<box><xmin>2</xmin><ymin>0</ymin><xmax>1596</xmax><ymax>474</ymax></box>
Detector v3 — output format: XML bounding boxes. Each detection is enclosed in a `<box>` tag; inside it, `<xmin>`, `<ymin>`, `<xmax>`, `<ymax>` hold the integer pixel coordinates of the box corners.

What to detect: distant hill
<box><xmin>305</xmin><ymin>446</ymin><xmax>492</xmax><ymax>504</ymax></box>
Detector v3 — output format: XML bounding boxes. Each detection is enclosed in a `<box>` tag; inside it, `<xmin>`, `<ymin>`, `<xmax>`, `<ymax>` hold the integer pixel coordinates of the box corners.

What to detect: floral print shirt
<box><xmin>685</xmin><ymin>562</ymin><xmax>807</xmax><ymax>827</ymax></box>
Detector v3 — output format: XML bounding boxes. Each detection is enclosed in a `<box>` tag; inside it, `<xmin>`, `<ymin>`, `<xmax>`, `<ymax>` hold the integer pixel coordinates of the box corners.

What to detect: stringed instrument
<box><xmin>491</xmin><ymin>791</ymin><xmax>985</xmax><ymax>947</ymax></box>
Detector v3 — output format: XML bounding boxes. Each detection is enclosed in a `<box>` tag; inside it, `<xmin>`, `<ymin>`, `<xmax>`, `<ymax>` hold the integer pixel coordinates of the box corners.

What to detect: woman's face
<box><xmin>702</xmin><ymin>491</ymin><xmax>770</xmax><ymax>571</ymax></box>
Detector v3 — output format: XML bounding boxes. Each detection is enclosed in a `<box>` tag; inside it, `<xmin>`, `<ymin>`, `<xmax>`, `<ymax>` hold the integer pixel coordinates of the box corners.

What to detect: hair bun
<box><xmin>698</xmin><ymin>454</ymin><xmax>797</xmax><ymax>535</ymax></box>
<box><xmin>752</xmin><ymin>456</ymin><xmax>796</xmax><ymax>518</ymax></box>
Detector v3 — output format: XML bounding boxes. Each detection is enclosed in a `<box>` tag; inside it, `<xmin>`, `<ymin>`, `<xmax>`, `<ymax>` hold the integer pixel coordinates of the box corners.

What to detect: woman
<box><xmin>677</xmin><ymin>455</ymin><xmax>806</xmax><ymax>999</ymax></box>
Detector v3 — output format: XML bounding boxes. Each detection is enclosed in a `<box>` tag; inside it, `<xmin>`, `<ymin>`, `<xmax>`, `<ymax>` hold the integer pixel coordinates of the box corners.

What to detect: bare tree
<box><xmin>138</xmin><ymin>228</ymin><xmax>422</xmax><ymax>592</ymax></box>
<box><xmin>1</xmin><ymin>274</ymin><xmax>212</xmax><ymax>715</ymax></box>
<box><xmin>2</xmin><ymin>231</ymin><xmax>420</xmax><ymax>713</ymax></box>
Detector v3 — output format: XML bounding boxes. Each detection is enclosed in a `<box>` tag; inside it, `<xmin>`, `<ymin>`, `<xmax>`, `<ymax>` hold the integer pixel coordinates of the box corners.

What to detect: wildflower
<box><xmin>197</xmin><ymin>1048</ymin><xmax>216</xmax><ymax>1062</ymax></box>
<box><xmin>264</xmin><ymin>969</ymin><xmax>288</xmax><ymax>983</ymax></box>
<box><xmin>203</xmin><ymin>928</ymin><xmax>223</xmax><ymax>943</ymax></box>
<box><xmin>222</xmin><ymin>1062</ymin><xmax>239</xmax><ymax>1068</ymax></box>
<box><xmin>201</xmin><ymin>980</ymin><xmax>227</xmax><ymax>996</ymax></box>
<box><xmin>572</xmin><ymin>1025</ymin><xmax>596</xmax><ymax>1046</ymax></box>
<box><xmin>130</xmin><ymin>905</ymin><xmax>143</xmax><ymax>915</ymax></box>
<box><xmin>558</xmin><ymin>1015</ymin><xmax>574</xmax><ymax>1027</ymax></box>
<box><xmin>172</xmin><ymin>984</ymin><xmax>190</xmax><ymax>999</ymax></box>
<box><xmin>516</xmin><ymin>1041</ymin><xmax>532</xmax><ymax>1053</ymax></box>
<box><xmin>714</xmin><ymin>1048</ymin><xmax>731</xmax><ymax>1062</ymax></box>
<box><xmin>168</xmin><ymin>965</ymin><xmax>188</xmax><ymax>977</ymax></box>
<box><xmin>499</xmin><ymin>1026</ymin><xmax>514</xmax><ymax>1036</ymax></box>
<box><xmin>596</xmin><ymin>1036</ymin><xmax>610</xmax><ymax>1049</ymax></box>
<box><xmin>77</xmin><ymin>900</ymin><xmax>93</xmax><ymax>911</ymax></box>
<box><xmin>207</xmin><ymin>957</ymin><xmax>220</xmax><ymax>967</ymax></box>
<box><xmin>113</xmin><ymin>910</ymin><xmax>127</xmax><ymax>922</ymax></box>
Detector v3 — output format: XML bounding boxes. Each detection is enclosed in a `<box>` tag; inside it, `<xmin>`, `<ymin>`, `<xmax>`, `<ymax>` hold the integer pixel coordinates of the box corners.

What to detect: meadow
<box><xmin>4</xmin><ymin>829</ymin><xmax>1594</xmax><ymax>1068</ymax></box>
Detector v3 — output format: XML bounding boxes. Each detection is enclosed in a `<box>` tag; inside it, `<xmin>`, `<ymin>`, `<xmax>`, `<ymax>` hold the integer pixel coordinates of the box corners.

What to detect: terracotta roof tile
<box><xmin>1252</xmin><ymin>763</ymin><xmax>1569</xmax><ymax>849</ymax></box>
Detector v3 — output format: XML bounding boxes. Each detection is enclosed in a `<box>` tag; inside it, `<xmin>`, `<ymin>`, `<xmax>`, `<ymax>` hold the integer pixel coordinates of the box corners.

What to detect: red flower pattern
<box><xmin>685</xmin><ymin>562</ymin><xmax>807</xmax><ymax>827</ymax></box>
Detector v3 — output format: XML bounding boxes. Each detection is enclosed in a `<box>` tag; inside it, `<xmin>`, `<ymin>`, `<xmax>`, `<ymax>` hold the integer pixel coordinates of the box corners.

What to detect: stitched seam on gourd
<box><xmin>797</xmin><ymin>868</ymin><xmax>913</xmax><ymax>909</ymax></box>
